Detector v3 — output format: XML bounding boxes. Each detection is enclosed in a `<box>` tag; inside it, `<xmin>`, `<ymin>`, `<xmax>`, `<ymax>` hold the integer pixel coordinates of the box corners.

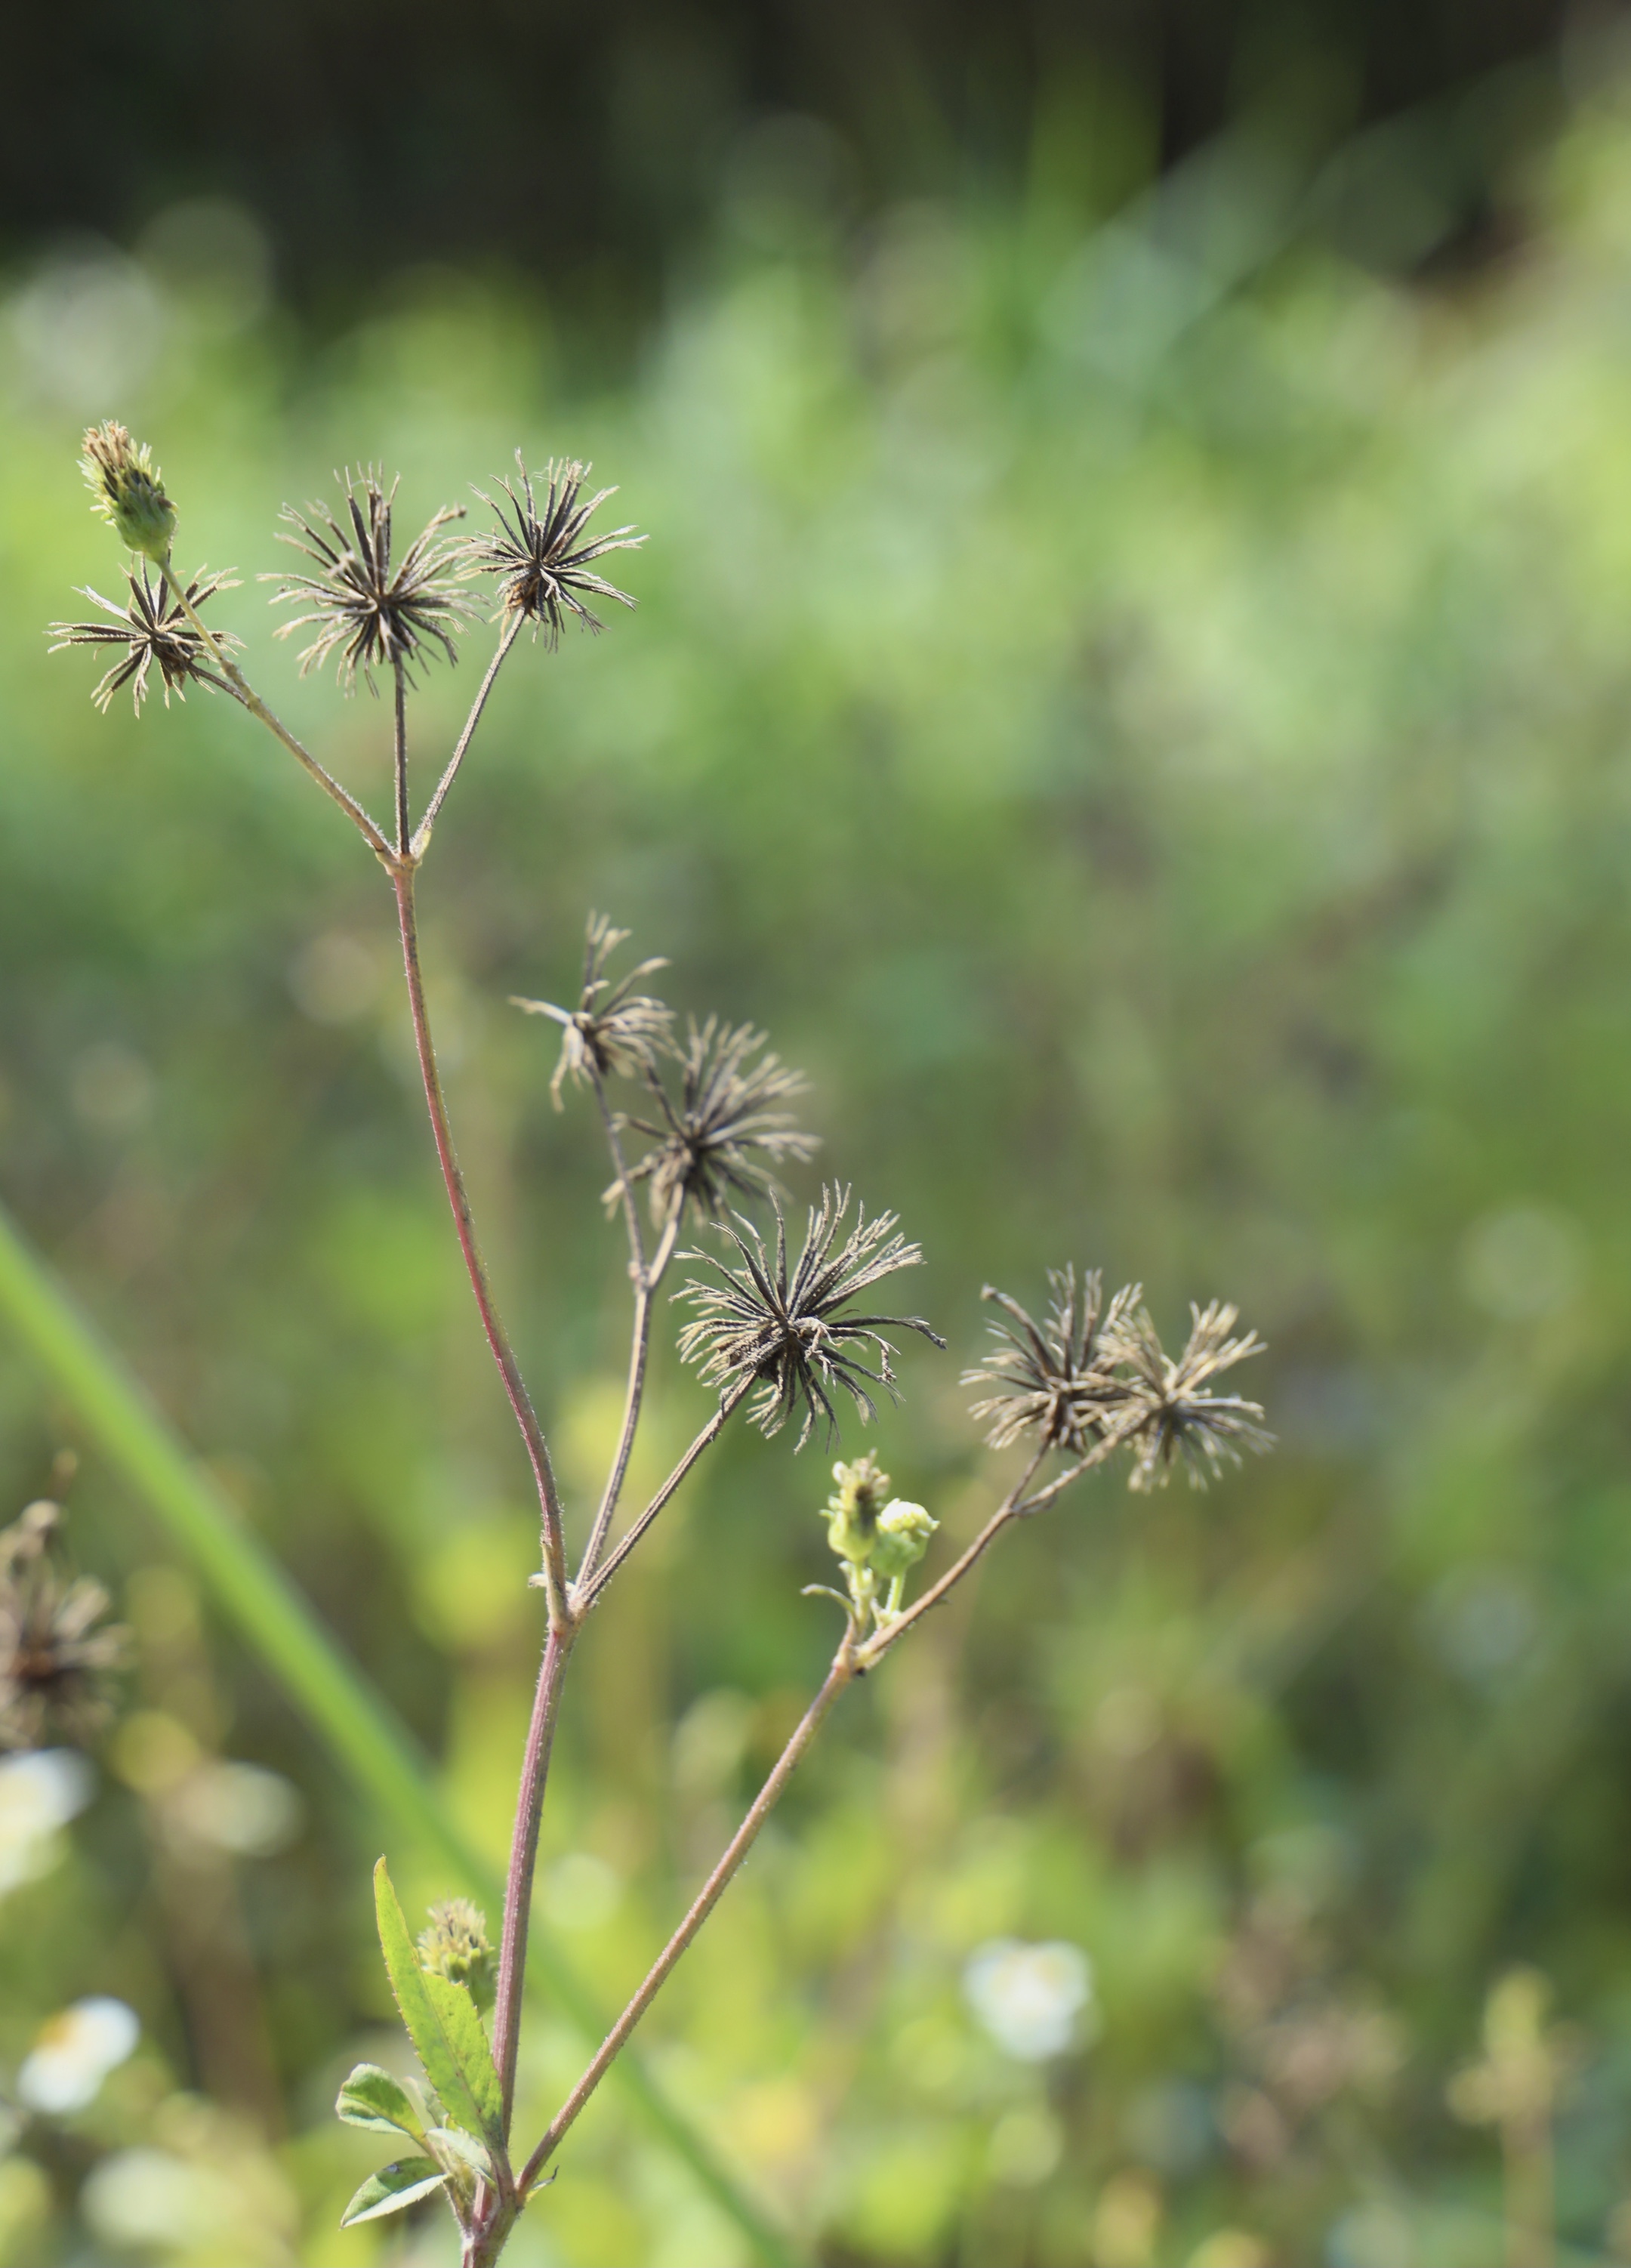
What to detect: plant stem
<box><xmin>393</xmin><ymin>658</ymin><xmax>410</xmax><ymax>858</ymax></box>
<box><xmin>392</xmin><ymin>865</ymin><xmax>569</xmax><ymax>1611</ymax></box>
<box><xmin>574</xmin><ymin>1384</ymin><xmax>747</xmax><ymax>1613</ymax></box>
<box><xmin>161</xmin><ymin>562</ymin><xmax>393</xmax><ymax>858</ymax></box>
<box><xmin>519</xmin><ymin>1644</ymin><xmax>857</xmax><ymax>2195</ymax></box>
<box><xmin>490</xmin><ymin>1620</ymin><xmax>576</xmax><ymax>2131</ymax></box>
<box><xmin>859</xmin><ymin>1443</ymin><xmax>1057</xmax><ymax>1667</ymax></box>
<box><xmin>573</xmin><ymin>1078</ymin><xmax>680</xmax><ymax>1594</ymax></box>
<box><xmin>413</xmin><ymin>614</ymin><xmax>523</xmax><ymax>858</ymax></box>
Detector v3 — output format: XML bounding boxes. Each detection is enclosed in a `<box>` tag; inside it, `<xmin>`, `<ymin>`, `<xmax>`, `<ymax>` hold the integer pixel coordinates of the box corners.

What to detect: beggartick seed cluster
<box><xmin>46</xmin><ymin>422</ymin><xmax>1272</xmax><ymax>2268</ymax></box>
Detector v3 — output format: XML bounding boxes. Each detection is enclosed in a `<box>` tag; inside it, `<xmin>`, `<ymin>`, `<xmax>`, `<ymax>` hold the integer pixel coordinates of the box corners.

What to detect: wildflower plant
<box><xmin>48</xmin><ymin>422</ymin><xmax>1273</xmax><ymax>2266</ymax></box>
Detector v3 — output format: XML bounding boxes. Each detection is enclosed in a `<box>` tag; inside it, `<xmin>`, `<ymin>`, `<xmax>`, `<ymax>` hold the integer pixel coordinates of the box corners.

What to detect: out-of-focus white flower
<box><xmin>963</xmin><ymin>1938</ymin><xmax>1096</xmax><ymax>2061</ymax></box>
<box><xmin>168</xmin><ymin>1760</ymin><xmax>303</xmax><ymax>1857</ymax></box>
<box><xmin>17</xmin><ymin>1996</ymin><xmax>139</xmax><ymax>2112</ymax></box>
<box><xmin>0</xmin><ymin>1749</ymin><xmax>93</xmax><ymax>1895</ymax></box>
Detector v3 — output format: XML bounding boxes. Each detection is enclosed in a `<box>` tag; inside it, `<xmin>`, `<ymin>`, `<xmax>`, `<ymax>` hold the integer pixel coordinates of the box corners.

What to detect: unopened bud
<box><xmin>871</xmin><ymin>1499</ymin><xmax>937</xmax><ymax>1581</ymax></box>
<box><xmin>81</xmin><ymin>422</ymin><xmax>177</xmax><ymax>563</ymax></box>
<box><xmin>822</xmin><ymin>1452</ymin><xmax>891</xmax><ymax>1565</ymax></box>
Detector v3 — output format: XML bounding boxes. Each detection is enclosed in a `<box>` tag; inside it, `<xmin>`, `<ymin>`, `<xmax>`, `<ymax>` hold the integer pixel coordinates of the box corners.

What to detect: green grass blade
<box><xmin>0</xmin><ymin>1196</ymin><xmax>803</xmax><ymax>2268</ymax></box>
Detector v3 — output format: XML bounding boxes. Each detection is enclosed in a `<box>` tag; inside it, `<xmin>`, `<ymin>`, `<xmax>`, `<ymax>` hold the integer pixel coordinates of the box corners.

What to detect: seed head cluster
<box><xmin>967</xmin><ymin>1279</ymin><xmax>1271</xmax><ymax>1489</ymax></box>
<box><xmin>464</xmin><ymin>455</ymin><xmax>644</xmax><ymax>645</ymax></box>
<box><xmin>513</xmin><ymin>914</ymin><xmax>674</xmax><ymax>1109</ymax></box>
<box><xmin>49</xmin><ymin>566</ymin><xmax>241</xmax><ymax>715</ymax></box>
<box><xmin>270</xmin><ymin>470</ymin><xmax>476</xmax><ymax>690</ymax></box>
<box><xmin>676</xmin><ymin>1186</ymin><xmax>945</xmax><ymax>1448</ymax></box>
<box><xmin>621</xmin><ymin>1018</ymin><xmax>819</xmax><ymax>1225</ymax></box>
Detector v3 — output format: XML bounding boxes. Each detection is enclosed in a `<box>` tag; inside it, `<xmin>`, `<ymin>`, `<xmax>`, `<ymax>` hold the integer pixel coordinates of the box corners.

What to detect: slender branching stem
<box><xmin>392</xmin><ymin>865</ymin><xmax>569</xmax><ymax>1612</ymax></box>
<box><xmin>573</xmin><ymin>1082</ymin><xmax>683</xmax><ymax>1594</ymax></box>
<box><xmin>393</xmin><ymin>659</ymin><xmax>410</xmax><ymax>859</ymax></box>
<box><xmin>858</xmin><ymin>1443</ymin><xmax>1054</xmax><ymax>1668</ymax></box>
<box><xmin>159</xmin><ymin>558</ymin><xmax>393</xmax><ymax>858</ymax></box>
<box><xmin>518</xmin><ymin>1642</ymin><xmax>858</xmax><ymax>2195</ymax></box>
<box><xmin>574</xmin><ymin>1384</ymin><xmax>748</xmax><ymax>1613</ymax></box>
<box><xmin>412</xmin><ymin>614</ymin><xmax>523</xmax><ymax>859</ymax></box>
<box><xmin>490</xmin><ymin>1618</ymin><xmax>577</xmax><ymax>2134</ymax></box>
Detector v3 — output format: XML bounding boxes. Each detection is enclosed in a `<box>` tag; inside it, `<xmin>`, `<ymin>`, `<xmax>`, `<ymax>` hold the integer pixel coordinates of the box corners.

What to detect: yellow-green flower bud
<box><xmin>81</xmin><ymin>421</ymin><xmax>177</xmax><ymax>563</ymax></box>
<box><xmin>823</xmin><ymin>1452</ymin><xmax>891</xmax><ymax>1565</ymax></box>
<box><xmin>417</xmin><ymin>1898</ymin><xmax>495</xmax><ymax>2012</ymax></box>
<box><xmin>871</xmin><ymin>1498</ymin><xmax>937</xmax><ymax>1581</ymax></box>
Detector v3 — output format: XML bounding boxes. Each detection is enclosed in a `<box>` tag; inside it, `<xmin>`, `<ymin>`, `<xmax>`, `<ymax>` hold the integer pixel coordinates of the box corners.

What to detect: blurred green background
<box><xmin>10</xmin><ymin>5</ymin><xmax>1631</xmax><ymax>2264</ymax></box>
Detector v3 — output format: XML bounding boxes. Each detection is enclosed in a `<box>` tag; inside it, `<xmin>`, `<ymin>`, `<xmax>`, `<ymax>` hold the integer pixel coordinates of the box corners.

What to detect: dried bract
<box><xmin>464</xmin><ymin>455</ymin><xmax>644</xmax><ymax>646</ymax></box>
<box><xmin>0</xmin><ymin>1502</ymin><xmax>128</xmax><ymax>1751</ymax></box>
<box><xmin>81</xmin><ymin>421</ymin><xmax>176</xmax><ymax>562</ymax></box>
<box><xmin>964</xmin><ymin>1268</ymin><xmax>1141</xmax><ymax>1455</ymax></box>
<box><xmin>622</xmin><ymin>1018</ymin><xmax>817</xmax><ymax>1224</ymax></box>
<box><xmin>269</xmin><ymin>470</ymin><xmax>476</xmax><ymax>690</ymax></box>
<box><xmin>49</xmin><ymin>566</ymin><xmax>241</xmax><ymax>715</ymax></box>
<box><xmin>676</xmin><ymin>1186</ymin><xmax>945</xmax><ymax>1449</ymax></box>
<box><xmin>513</xmin><ymin>914</ymin><xmax>673</xmax><ymax>1109</ymax></box>
<box><xmin>1102</xmin><ymin>1299</ymin><xmax>1272</xmax><ymax>1490</ymax></box>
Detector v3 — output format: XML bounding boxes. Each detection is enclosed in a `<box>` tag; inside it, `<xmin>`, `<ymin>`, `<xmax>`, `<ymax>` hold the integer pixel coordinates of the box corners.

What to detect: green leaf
<box><xmin>339</xmin><ymin>2158</ymin><xmax>447</xmax><ymax>2227</ymax></box>
<box><xmin>427</xmin><ymin>2125</ymin><xmax>495</xmax><ymax>2181</ymax></box>
<box><xmin>335</xmin><ymin>2062</ymin><xmax>429</xmax><ymax>2143</ymax></box>
<box><xmin>374</xmin><ymin>1859</ymin><xmax>505</xmax><ymax>2151</ymax></box>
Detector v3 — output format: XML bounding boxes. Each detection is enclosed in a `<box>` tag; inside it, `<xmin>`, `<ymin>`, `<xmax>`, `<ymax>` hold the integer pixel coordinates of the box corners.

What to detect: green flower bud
<box><xmin>871</xmin><ymin>1498</ymin><xmax>938</xmax><ymax>1581</ymax></box>
<box><xmin>823</xmin><ymin>1452</ymin><xmax>891</xmax><ymax>1565</ymax></box>
<box><xmin>81</xmin><ymin>421</ymin><xmax>177</xmax><ymax>563</ymax></box>
<box><xmin>417</xmin><ymin>1898</ymin><xmax>495</xmax><ymax>2012</ymax></box>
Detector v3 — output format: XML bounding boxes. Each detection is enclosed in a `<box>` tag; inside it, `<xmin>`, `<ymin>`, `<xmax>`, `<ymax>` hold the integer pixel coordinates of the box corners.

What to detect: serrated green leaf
<box><xmin>335</xmin><ymin>2062</ymin><xmax>430</xmax><ymax>2143</ymax></box>
<box><xmin>374</xmin><ymin>1858</ymin><xmax>506</xmax><ymax>2152</ymax></box>
<box><xmin>339</xmin><ymin>2158</ymin><xmax>446</xmax><ymax>2227</ymax></box>
<box><xmin>427</xmin><ymin>2125</ymin><xmax>495</xmax><ymax>2180</ymax></box>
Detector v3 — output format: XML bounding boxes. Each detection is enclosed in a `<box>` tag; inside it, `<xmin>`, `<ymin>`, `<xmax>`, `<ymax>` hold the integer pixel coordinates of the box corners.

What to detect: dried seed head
<box><xmin>676</xmin><ymin>1186</ymin><xmax>945</xmax><ymax>1449</ymax></box>
<box><xmin>513</xmin><ymin>913</ymin><xmax>674</xmax><ymax>1110</ymax></box>
<box><xmin>417</xmin><ymin>1898</ymin><xmax>495</xmax><ymax>2012</ymax></box>
<box><xmin>963</xmin><ymin>1268</ymin><xmax>1140</xmax><ymax>1456</ymax></box>
<box><xmin>464</xmin><ymin>455</ymin><xmax>644</xmax><ymax>645</ymax></box>
<box><xmin>80</xmin><ymin>422</ymin><xmax>176</xmax><ymax>562</ymax></box>
<box><xmin>267</xmin><ymin>468</ymin><xmax>476</xmax><ymax>692</ymax></box>
<box><xmin>1099</xmin><ymin>1299</ymin><xmax>1272</xmax><ymax>1491</ymax></box>
<box><xmin>0</xmin><ymin>1502</ymin><xmax>128</xmax><ymax>1751</ymax></box>
<box><xmin>621</xmin><ymin>1018</ymin><xmax>818</xmax><ymax>1226</ymax></box>
<box><xmin>49</xmin><ymin>566</ymin><xmax>241</xmax><ymax>715</ymax></box>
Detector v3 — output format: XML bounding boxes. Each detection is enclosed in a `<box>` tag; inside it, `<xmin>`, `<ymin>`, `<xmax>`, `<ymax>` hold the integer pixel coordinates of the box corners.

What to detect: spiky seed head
<box><xmin>1099</xmin><ymin>1298</ymin><xmax>1272</xmax><ymax>1491</ymax></box>
<box><xmin>621</xmin><ymin>1017</ymin><xmax>818</xmax><ymax>1225</ymax></box>
<box><xmin>464</xmin><ymin>454</ymin><xmax>645</xmax><ymax>646</ymax></box>
<box><xmin>81</xmin><ymin>422</ymin><xmax>177</xmax><ymax>562</ymax></box>
<box><xmin>267</xmin><ymin>468</ymin><xmax>476</xmax><ymax>693</ymax></box>
<box><xmin>48</xmin><ymin>566</ymin><xmax>241</xmax><ymax>716</ymax></box>
<box><xmin>512</xmin><ymin>912</ymin><xmax>674</xmax><ymax>1110</ymax></box>
<box><xmin>675</xmin><ymin>1186</ymin><xmax>945</xmax><ymax>1450</ymax></box>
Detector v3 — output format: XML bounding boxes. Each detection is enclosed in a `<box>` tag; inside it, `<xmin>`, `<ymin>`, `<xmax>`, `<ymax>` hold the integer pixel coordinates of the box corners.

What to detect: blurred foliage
<box><xmin>9</xmin><ymin>55</ymin><xmax>1631</xmax><ymax>2268</ymax></box>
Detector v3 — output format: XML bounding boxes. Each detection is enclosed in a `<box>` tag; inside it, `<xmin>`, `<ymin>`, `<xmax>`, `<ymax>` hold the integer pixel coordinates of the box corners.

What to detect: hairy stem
<box><xmin>392</xmin><ymin>866</ymin><xmax>569</xmax><ymax>1609</ymax></box>
<box><xmin>519</xmin><ymin>1645</ymin><xmax>856</xmax><ymax>2194</ymax></box>
<box><xmin>574</xmin><ymin>1383</ymin><xmax>747</xmax><ymax>1614</ymax></box>
<box><xmin>490</xmin><ymin>1619</ymin><xmax>576</xmax><ymax>2133</ymax></box>
<box><xmin>161</xmin><ymin>561</ymin><xmax>393</xmax><ymax>857</ymax></box>
<box><xmin>413</xmin><ymin>614</ymin><xmax>523</xmax><ymax>858</ymax></box>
